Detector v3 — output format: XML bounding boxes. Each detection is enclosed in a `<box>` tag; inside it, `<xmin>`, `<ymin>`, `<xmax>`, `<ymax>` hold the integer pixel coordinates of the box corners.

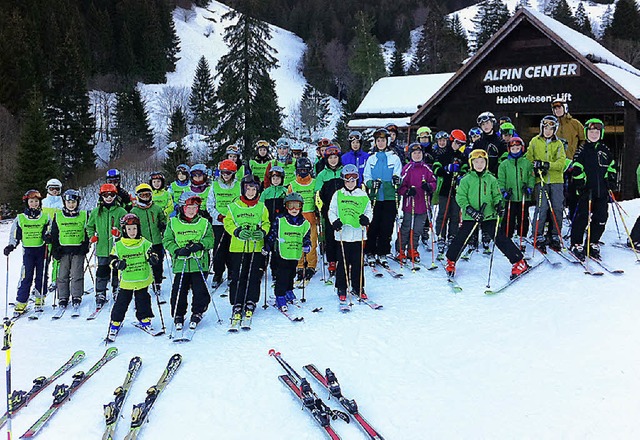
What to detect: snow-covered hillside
<box><xmin>1</xmin><ymin>199</ymin><xmax>640</xmax><ymax>438</ymax></box>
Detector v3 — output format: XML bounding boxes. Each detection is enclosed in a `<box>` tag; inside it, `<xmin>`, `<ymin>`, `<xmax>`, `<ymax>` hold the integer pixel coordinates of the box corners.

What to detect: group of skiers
<box><xmin>5</xmin><ymin>96</ymin><xmax>638</xmax><ymax>334</ymax></box>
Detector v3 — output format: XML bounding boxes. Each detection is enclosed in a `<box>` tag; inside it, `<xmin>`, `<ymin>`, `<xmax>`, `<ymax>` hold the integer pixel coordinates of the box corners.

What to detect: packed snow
<box><xmin>1</xmin><ymin>198</ymin><xmax>639</xmax><ymax>439</ymax></box>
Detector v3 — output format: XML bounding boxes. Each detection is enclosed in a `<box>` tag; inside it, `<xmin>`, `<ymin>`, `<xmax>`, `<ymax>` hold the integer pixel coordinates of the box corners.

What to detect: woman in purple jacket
<box><xmin>396</xmin><ymin>143</ymin><xmax>437</xmax><ymax>263</ymax></box>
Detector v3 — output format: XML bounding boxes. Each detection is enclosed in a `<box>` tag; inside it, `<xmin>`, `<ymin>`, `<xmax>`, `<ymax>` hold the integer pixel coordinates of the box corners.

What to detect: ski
<box><xmin>339</xmin><ymin>298</ymin><xmax>351</xmax><ymax>313</ymax></box>
<box><xmin>367</xmin><ymin>264</ymin><xmax>383</xmax><ymax>278</ymax></box>
<box><xmin>86</xmin><ymin>305</ymin><xmax>106</xmax><ymax>321</ymax></box>
<box><xmin>484</xmin><ymin>259</ymin><xmax>546</xmax><ymax>295</ymax></box>
<box><xmin>272</xmin><ymin>302</ymin><xmax>304</xmax><ymax>322</ymax></box>
<box><xmin>303</xmin><ymin>364</ymin><xmax>385</xmax><ymax>440</ymax></box>
<box><xmin>447</xmin><ymin>276</ymin><xmax>463</xmax><ymax>293</ymax></box>
<box><xmin>132</xmin><ymin>321</ymin><xmax>165</xmax><ymax>337</ymax></box>
<box><xmin>0</xmin><ymin>350</ymin><xmax>86</xmax><ymax>429</ymax></box>
<box><xmin>228</xmin><ymin>314</ymin><xmax>241</xmax><ymax>333</ymax></box>
<box><xmin>588</xmin><ymin>257</ymin><xmax>624</xmax><ymax>274</ymax></box>
<box><xmin>51</xmin><ymin>306</ymin><xmax>67</xmax><ymax>320</ymax></box>
<box><xmin>124</xmin><ymin>353</ymin><xmax>182</xmax><ymax>440</ymax></box>
<box><xmin>322</xmin><ymin>275</ymin><xmax>335</xmax><ymax>286</ymax></box>
<box><xmin>240</xmin><ymin>313</ymin><xmax>253</xmax><ymax>330</ymax></box>
<box><xmin>380</xmin><ymin>265</ymin><xmax>403</xmax><ymax>278</ymax></box>
<box><xmin>220</xmin><ymin>287</ymin><xmax>230</xmax><ymax>298</ymax></box>
<box><xmin>11</xmin><ymin>307</ymin><xmax>31</xmax><ymax>322</ymax></box>
<box><xmin>20</xmin><ymin>347</ymin><xmax>118</xmax><ymax>438</ymax></box>
<box><xmin>570</xmin><ymin>254</ymin><xmax>605</xmax><ymax>276</ymax></box>
<box><xmin>460</xmin><ymin>247</ymin><xmax>476</xmax><ymax>261</ymax></box>
<box><xmin>71</xmin><ymin>304</ymin><xmax>81</xmax><ymax>318</ymax></box>
<box><xmin>358</xmin><ymin>298</ymin><xmax>383</xmax><ymax>310</ymax></box>
<box><xmin>102</xmin><ymin>356</ymin><xmax>142</xmax><ymax>440</ymax></box>
<box><xmin>27</xmin><ymin>306</ymin><xmax>44</xmax><ymax>320</ymax></box>
<box><xmin>173</xmin><ymin>322</ymin><xmax>197</xmax><ymax>342</ymax></box>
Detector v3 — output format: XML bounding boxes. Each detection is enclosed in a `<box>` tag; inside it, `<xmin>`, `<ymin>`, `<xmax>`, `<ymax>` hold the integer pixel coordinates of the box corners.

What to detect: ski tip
<box><xmin>268</xmin><ymin>349</ymin><xmax>276</xmax><ymax>356</ymax></box>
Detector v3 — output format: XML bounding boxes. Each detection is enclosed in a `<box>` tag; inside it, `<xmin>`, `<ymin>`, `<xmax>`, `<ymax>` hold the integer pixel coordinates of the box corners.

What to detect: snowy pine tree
<box><xmin>189</xmin><ymin>56</ymin><xmax>217</xmax><ymax>135</ymax></box>
<box><xmin>300</xmin><ymin>84</ymin><xmax>330</xmax><ymax>137</ymax></box>
<box><xmin>472</xmin><ymin>0</ymin><xmax>511</xmax><ymax>53</ymax></box>
<box><xmin>575</xmin><ymin>2</ymin><xmax>594</xmax><ymax>39</ymax></box>
<box><xmin>389</xmin><ymin>47</ymin><xmax>405</xmax><ymax>76</ymax></box>
<box><xmin>112</xmin><ymin>87</ymin><xmax>154</xmax><ymax>161</ymax></box>
<box><xmin>551</xmin><ymin>0</ymin><xmax>578</xmax><ymax>29</ymax></box>
<box><xmin>348</xmin><ymin>11</ymin><xmax>386</xmax><ymax>100</ymax></box>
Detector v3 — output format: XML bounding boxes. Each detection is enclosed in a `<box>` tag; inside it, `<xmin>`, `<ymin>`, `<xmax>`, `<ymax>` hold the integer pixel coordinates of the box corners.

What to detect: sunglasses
<box><xmin>343</xmin><ymin>174</ymin><xmax>358</xmax><ymax>181</ymax></box>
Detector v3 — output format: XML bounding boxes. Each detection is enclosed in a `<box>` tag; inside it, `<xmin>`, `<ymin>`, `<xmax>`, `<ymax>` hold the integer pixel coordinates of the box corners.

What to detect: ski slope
<box><xmin>1</xmin><ymin>199</ymin><xmax>639</xmax><ymax>439</ymax></box>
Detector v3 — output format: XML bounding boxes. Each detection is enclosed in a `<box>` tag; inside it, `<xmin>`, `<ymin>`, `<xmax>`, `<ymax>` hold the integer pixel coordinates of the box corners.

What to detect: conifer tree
<box><xmin>112</xmin><ymin>86</ymin><xmax>154</xmax><ymax>160</ymax></box>
<box><xmin>605</xmin><ymin>0</ymin><xmax>640</xmax><ymax>42</ymax></box>
<box><xmin>389</xmin><ymin>47</ymin><xmax>405</xmax><ymax>76</ymax></box>
<box><xmin>299</xmin><ymin>84</ymin><xmax>330</xmax><ymax>137</ymax></box>
<box><xmin>15</xmin><ymin>93</ymin><xmax>59</xmax><ymax>207</ymax></box>
<box><xmin>348</xmin><ymin>11</ymin><xmax>386</xmax><ymax>100</ymax></box>
<box><xmin>250</xmin><ymin>73</ymin><xmax>283</xmax><ymax>145</ymax></box>
<box><xmin>167</xmin><ymin>107</ymin><xmax>189</xmax><ymax>144</ymax></box>
<box><xmin>472</xmin><ymin>0</ymin><xmax>511</xmax><ymax>52</ymax></box>
<box><xmin>163</xmin><ymin>141</ymin><xmax>191</xmax><ymax>180</ymax></box>
<box><xmin>215</xmin><ymin>0</ymin><xmax>281</xmax><ymax>159</ymax></box>
<box><xmin>189</xmin><ymin>56</ymin><xmax>217</xmax><ymax>134</ymax></box>
<box><xmin>551</xmin><ymin>0</ymin><xmax>578</xmax><ymax>29</ymax></box>
<box><xmin>574</xmin><ymin>3</ymin><xmax>594</xmax><ymax>38</ymax></box>
<box><xmin>302</xmin><ymin>32</ymin><xmax>333</xmax><ymax>95</ymax></box>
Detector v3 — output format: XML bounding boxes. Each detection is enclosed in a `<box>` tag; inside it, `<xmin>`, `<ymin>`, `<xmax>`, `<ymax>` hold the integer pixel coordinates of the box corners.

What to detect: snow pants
<box><xmin>228</xmin><ymin>252</ymin><xmax>265</xmax><ymax>306</ymax></box>
<box><xmin>170</xmin><ymin>271</ymin><xmax>210</xmax><ymax>319</ymax></box>
<box><xmin>96</xmin><ymin>256</ymin><xmax>119</xmax><ymax>295</ymax></box>
<box><xmin>212</xmin><ymin>225</ymin><xmax>231</xmax><ymax>280</ymax></box>
<box><xmin>397</xmin><ymin>212</ymin><xmax>427</xmax><ymax>253</ymax></box>
<box><xmin>336</xmin><ymin>241</ymin><xmax>365</xmax><ymax>296</ymax></box>
<box><xmin>446</xmin><ymin>220</ymin><xmax>523</xmax><ymax>264</ymax></box>
<box><xmin>57</xmin><ymin>253</ymin><xmax>84</xmax><ymax>302</ymax></box>
<box><xmin>532</xmin><ymin>183</ymin><xmax>564</xmax><ymax>241</ymax></box>
<box><xmin>110</xmin><ymin>287</ymin><xmax>153</xmax><ymax>323</ymax></box>
<box><xmin>297</xmin><ymin>213</ymin><xmax>317</xmax><ymax>270</ymax></box>
<box><xmin>501</xmin><ymin>201</ymin><xmax>530</xmax><ymax>239</ymax></box>
<box><xmin>570</xmin><ymin>194</ymin><xmax>609</xmax><ymax>246</ymax></box>
<box><xmin>435</xmin><ymin>194</ymin><xmax>460</xmax><ymax>239</ymax></box>
<box><xmin>365</xmin><ymin>200</ymin><xmax>396</xmax><ymax>256</ymax></box>
<box><xmin>630</xmin><ymin>215</ymin><xmax>640</xmax><ymax>244</ymax></box>
<box><xmin>16</xmin><ymin>245</ymin><xmax>46</xmax><ymax>303</ymax></box>
<box><xmin>150</xmin><ymin>244</ymin><xmax>164</xmax><ymax>285</ymax></box>
<box><xmin>272</xmin><ymin>254</ymin><xmax>297</xmax><ymax>297</ymax></box>
<box><xmin>321</xmin><ymin>210</ymin><xmax>338</xmax><ymax>264</ymax></box>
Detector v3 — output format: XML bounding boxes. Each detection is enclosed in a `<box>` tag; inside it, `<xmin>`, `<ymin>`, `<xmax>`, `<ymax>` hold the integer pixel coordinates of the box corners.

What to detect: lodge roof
<box><xmin>411</xmin><ymin>6</ymin><xmax>640</xmax><ymax>124</ymax></box>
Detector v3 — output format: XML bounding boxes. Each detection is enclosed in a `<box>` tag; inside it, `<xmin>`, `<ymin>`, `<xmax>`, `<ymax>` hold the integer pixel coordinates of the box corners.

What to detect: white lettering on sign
<box><xmin>483</xmin><ymin>63</ymin><xmax>579</xmax><ymax>82</ymax></box>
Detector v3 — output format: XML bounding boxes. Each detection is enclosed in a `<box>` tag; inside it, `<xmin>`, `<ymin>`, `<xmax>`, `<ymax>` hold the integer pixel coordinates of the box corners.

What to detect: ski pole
<box><xmin>505</xmin><ymin>197</ymin><xmax>512</xmax><ymax>241</ymax></box>
<box><xmin>239</xmin><ymin>238</ymin><xmax>258</xmax><ymax>311</ymax></box>
<box><xmin>169</xmin><ymin>257</ymin><xmax>187</xmax><ymax>339</ymax></box>
<box><xmin>193</xmin><ymin>255</ymin><xmax>223</xmax><ymax>324</ymax></box>
<box><xmin>318</xmin><ymin>216</ymin><xmax>327</xmax><ymax>282</ymax></box>
<box><xmin>452</xmin><ymin>203</ymin><xmax>486</xmax><ymax>262</ymax></box>
<box><xmin>438</xmin><ymin>173</ymin><xmax>456</xmax><ymax>242</ymax></box>
<box><xmin>301</xmin><ymin>252</ymin><xmax>308</xmax><ymax>303</ymax></box>
<box><xmin>425</xmin><ymin>188</ymin><xmax>437</xmax><ymax>269</ymax></box>
<box><xmin>409</xmin><ymin>195</ymin><xmax>417</xmax><ymax>271</ymax></box>
<box><xmin>4</xmin><ymin>256</ymin><xmax>9</xmax><ymax>318</ymax></box>
<box><xmin>360</xmin><ymin>227</ymin><xmax>366</xmax><ymax>298</ymax></box>
<box><xmin>608</xmin><ymin>189</ymin><xmax>640</xmax><ymax>261</ymax></box>
<box><xmin>531</xmin><ymin>182</ymin><xmax>544</xmax><ymax>259</ymax></box>
<box><xmin>262</xmin><ymin>252</ymin><xmax>269</xmax><ymax>310</ymax></box>
<box><xmin>609</xmin><ymin>194</ymin><xmax>622</xmax><ymax>240</ymax></box>
<box><xmin>519</xmin><ymin>192</ymin><xmax>526</xmax><ymax>252</ymax></box>
<box><xmin>486</xmin><ymin>211</ymin><xmax>503</xmax><ymax>289</ymax></box>
<box><xmin>585</xmin><ymin>190</ymin><xmax>593</xmax><ymax>271</ymax></box>
<box><xmin>3</xmin><ymin>314</ymin><xmax>14</xmax><ymax>440</ymax></box>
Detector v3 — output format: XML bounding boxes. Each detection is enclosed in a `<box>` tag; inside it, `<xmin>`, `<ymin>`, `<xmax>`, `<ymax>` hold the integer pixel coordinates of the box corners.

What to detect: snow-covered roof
<box><xmin>354</xmin><ymin>73</ymin><xmax>455</xmax><ymax>115</ymax></box>
<box><xmin>593</xmin><ymin>63</ymin><xmax>640</xmax><ymax>99</ymax></box>
<box><xmin>347</xmin><ymin>117</ymin><xmax>411</xmax><ymax>129</ymax></box>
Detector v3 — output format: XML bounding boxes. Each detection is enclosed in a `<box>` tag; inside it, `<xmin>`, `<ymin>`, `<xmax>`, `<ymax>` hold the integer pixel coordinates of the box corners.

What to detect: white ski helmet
<box><xmin>46</xmin><ymin>178</ymin><xmax>62</xmax><ymax>189</ymax></box>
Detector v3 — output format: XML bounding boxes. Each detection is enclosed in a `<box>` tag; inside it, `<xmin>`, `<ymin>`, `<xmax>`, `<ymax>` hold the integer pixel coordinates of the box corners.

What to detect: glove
<box><xmin>158</xmin><ymin>222</ymin><xmax>166</xmax><ymax>233</ymax></box>
<box><xmin>392</xmin><ymin>175</ymin><xmax>400</xmax><ymax>186</ymax></box>
<box><xmin>302</xmin><ymin>245</ymin><xmax>311</xmax><ymax>253</ymax></box>
<box><xmin>90</xmin><ymin>235</ymin><xmax>98</xmax><ymax>244</ymax></box>
<box><xmin>261</xmin><ymin>246</ymin><xmax>270</xmax><ymax>256</ymax></box>
<box><xmin>465</xmin><ymin>206</ymin><xmax>484</xmax><ymax>222</ymax></box>
<box><xmin>371</xmin><ymin>180</ymin><xmax>381</xmax><ymax>191</ymax></box>
<box><xmin>186</xmin><ymin>242</ymin><xmax>204</xmax><ymax>253</ymax></box>
<box><xmin>445</xmin><ymin>163</ymin><xmax>460</xmax><ymax>173</ymax></box>
<box><xmin>421</xmin><ymin>181</ymin><xmax>432</xmax><ymax>193</ymax></box>
<box><xmin>251</xmin><ymin>230</ymin><xmax>265</xmax><ymax>241</ymax></box>
<box><xmin>332</xmin><ymin>219</ymin><xmax>343</xmax><ymax>231</ymax></box>
<box><xmin>495</xmin><ymin>203</ymin><xmax>505</xmax><ymax>217</ymax></box>
<box><xmin>406</xmin><ymin>186</ymin><xmax>417</xmax><ymax>197</ymax></box>
<box><xmin>533</xmin><ymin>161</ymin><xmax>550</xmax><ymax>175</ymax></box>
<box><xmin>235</xmin><ymin>228</ymin><xmax>252</xmax><ymax>241</ymax></box>
<box><xmin>112</xmin><ymin>259</ymin><xmax>127</xmax><ymax>271</ymax></box>
<box><xmin>43</xmin><ymin>233</ymin><xmax>52</xmax><ymax>244</ymax></box>
<box><xmin>175</xmin><ymin>247</ymin><xmax>191</xmax><ymax>257</ymax></box>
<box><xmin>111</xmin><ymin>227</ymin><xmax>120</xmax><ymax>238</ymax></box>
<box><xmin>359</xmin><ymin>214</ymin><xmax>370</xmax><ymax>226</ymax></box>
<box><xmin>217</xmin><ymin>214</ymin><xmax>225</xmax><ymax>223</ymax></box>
<box><xmin>148</xmin><ymin>253</ymin><xmax>160</xmax><ymax>266</ymax></box>
<box><xmin>523</xmin><ymin>187</ymin><xmax>533</xmax><ymax>197</ymax></box>
<box><xmin>4</xmin><ymin>244</ymin><xmax>15</xmax><ymax>256</ymax></box>
<box><xmin>501</xmin><ymin>189</ymin><xmax>511</xmax><ymax>200</ymax></box>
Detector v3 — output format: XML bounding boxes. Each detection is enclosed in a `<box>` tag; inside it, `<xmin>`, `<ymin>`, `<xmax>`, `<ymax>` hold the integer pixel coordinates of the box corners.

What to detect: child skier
<box><xmin>265</xmin><ymin>138</ymin><xmax>296</xmax><ymax>186</ymax></box>
<box><xmin>50</xmin><ymin>189</ymin><xmax>89</xmax><ymax>309</ymax></box>
<box><xmin>42</xmin><ymin>178</ymin><xmax>63</xmax><ymax>293</ymax></box>
<box><xmin>86</xmin><ymin>183</ymin><xmax>128</xmax><ymax>308</ymax></box>
<box><xmin>497</xmin><ymin>137</ymin><xmax>535</xmax><ymax>242</ymax></box>
<box><xmin>470</xmin><ymin>111</ymin><xmax>507</xmax><ymax>175</ymax></box>
<box><xmin>225</xmin><ymin>145</ymin><xmax>245</xmax><ymax>178</ymax></box>
<box><xmin>168</xmin><ymin>164</ymin><xmax>191</xmax><ymax>216</ymax></box>
<box><xmin>207</xmin><ymin>159</ymin><xmax>241</xmax><ymax>288</ymax></box>
<box><xmin>341</xmin><ymin>131</ymin><xmax>369</xmax><ymax>184</ymax></box>
<box><xmin>315</xmin><ymin>145</ymin><xmax>344</xmax><ymax>278</ymax></box>
<box><xmin>249</xmin><ymin>140</ymin><xmax>272</xmax><ymax>184</ymax></box>
<box><xmin>149</xmin><ymin>171</ymin><xmax>173</xmax><ymax>216</ymax></box>
<box><xmin>263</xmin><ymin>192</ymin><xmax>311</xmax><ymax>311</ymax></box>
<box><xmin>362</xmin><ymin>128</ymin><xmax>402</xmax><ymax>268</ymax></box>
<box><xmin>107</xmin><ymin>213</ymin><xmax>160</xmax><ymax>341</ymax></box>
<box><xmin>188</xmin><ymin>164</ymin><xmax>212</xmax><ymax>218</ymax></box>
<box><xmin>526</xmin><ymin>115</ymin><xmax>566</xmax><ymax>253</ymax></box>
<box><xmin>105</xmin><ymin>169</ymin><xmax>133</xmax><ymax>211</ymax></box>
<box><xmin>397</xmin><ymin>143</ymin><xmax>437</xmax><ymax>263</ymax></box>
<box><xmin>4</xmin><ymin>190</ymin><xmax>51</xmax><ymax>315</ymax></box>
<box><xmin>288</xmin><ymin>157</ymin><xmax>318</xmax><ymax>285</ymax></box>
<box><xmin>328</xmin><ymin>164</ymin><xmax>373</xmax><ymax>304</ymax></box>
<box><xmin>568</xmin><ymin>119</ymin><xmax>617</xmax><ymax>260</ymax></box>
<box><xmin>131</xmin><ymin>183</ymin><xmax>167</xmax><ymax>295</ymax></box>
<box><xmin>445</xmin><ymin>149</ymin><xmax>529</xmax><ymax>279</ymax></box>
<box><xmin>163</xmin><ymin>192</ymin><xmax>215</xmax><ymax>330</ymax></box>
<box><xmin>223</xmin><ymin>175</ymin><xmax>270</xmax><ymax>328</ymax></box>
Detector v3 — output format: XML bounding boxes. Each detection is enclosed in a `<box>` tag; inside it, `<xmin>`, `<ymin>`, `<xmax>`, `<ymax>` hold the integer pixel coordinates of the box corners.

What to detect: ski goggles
<box><xmin>541</xmin><ymin>119</ymin><xmax>558</xmax><ymax>128</ymax></box>
<box><xmin>101</xmin><ymin>192</ymin><xmax>117</xmax><ymax>199</ymax></box>
<box><xmin>317</xmin><ymin>138</ymin><xmax>331</xmax><ymax>147</ymax></box>
<box><xmin>62</xmin><ymin>190</ymin><xmax>80</xmax><ymax>201</ymax></box>
<box><xmin>343</xmin><ymin>173</ymin><xmax>358</xmax><ymax>182</ymax></box>
<box><xmin>452</xmin><ymin>139</ymin><xmax>466</xmax><ymax>146</ymax></box>
<box><xmin>256</xmin><ymin>140</ymin><xmax>270</xmax><ymax>148</ymax></box>
<box><xmin>121</xmin><ymin>214</ymin><xmax>140</xmax><ymax>226</ymax></box>
<box><xmin>220</xmin><ymin>170</ymin><xmax>235</xmax><ymax>176</ymax></box>
<box><xmin>349</xmin><ymin>134</ymin><xmax>362</xmax><ymax>141</ymax></box>
<box><xmin>285</xmin><ymin>201</ymin><xmax>303</xmax><ymax>210</ymax></box>
<box><xmin>106</xmin><ymin>177</ymin><xmax>120</xmax><ymax>185</ymax></box>
<box><xmin>587</xmin><ymin>122</ymin><xmax>604</xmax><ymax>131</ymax></box>
<box><xmin>509</xmin><ymin>139</ymin><xmax>525</xmax><ymax>148</ymax></box>
<box><xmin>48</xmin><ymin>186</ymin><xmax>61</xmax><ymax>192</ymax></box>
<box><xmin>191</xmin><ymin>170</ymin><xmax>205</xmax><ymax>177</ymax></box>
<box><xmin>477</xmin><ymin>114</ymin><xmax>493</xmax><ymax>124</ymax></box>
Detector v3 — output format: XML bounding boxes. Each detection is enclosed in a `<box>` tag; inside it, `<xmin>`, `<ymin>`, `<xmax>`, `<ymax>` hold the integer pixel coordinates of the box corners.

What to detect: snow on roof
<box><xmin>526</xmin><ymin>7</ymin><xmax>640</xmax><ymax>77</ymax></box>
<box><xmin>347</xmin><ymin>117</ymin><xmax>411</xmax><ymax>129</ymax></box>
<box><xmin>354</xmin><ymin>73</ymin><xmax>455</xmax><ymax>115</ymax></box>
<box><xmin>593</xmin><ymin>63</ymin><xmax>640</xmax><ymax>99</ymax></box>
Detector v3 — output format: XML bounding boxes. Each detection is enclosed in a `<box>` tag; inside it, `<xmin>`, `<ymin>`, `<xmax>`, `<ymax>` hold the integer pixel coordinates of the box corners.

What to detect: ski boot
<box><xmin>138</xmin><ymin>317</ymin><xmax>152</xmax><ymax>329</ymax></box>
<box><xmin>284</xmin><ymin>290</ymin><xmax>297</xmax><ymax>304</ymax></box>
<box><xmin>355</xmin><ymin>290</ymin><xmax>368</xmax><ymax>300</ymax></box>
<box><xmin>408</xmin><ymin>249</ymin><xmax>420</xmax><ymax>263</ymax></box>
<box><xmin>445</xmin><ymin>259</ymin><xmax>456</xmax><ymax>277</ymax></box>
<box><xmin>58</xmin><ymin>298</ymin><xmax>68</xmax><ymax>309</ymax></box>
<box><xmin>95</xmin><ymin>292</ymin><xmax>107</xmax><ymax>308</ymax></box>
<box><xmin>534</xmin><ymin>238</ymin><xmax>547</xmax><ymax>254</ymax></box>
<box><xmin>230</xmin><ymin>304</ymin><xmax>243</xmax><ymax>328</ymax></box>
<box><xmin>107</xmin><ymin>321</ymin><xmax>121</xmax><ymax>342</ymax></box>
<box><xmin>366</xmin><ymin>254</ymin><xmax>376</xmax><ymax>267</ymax></box>
<box><xmin>569</xmin><ymin>243</ymin><xmax>585</xmax><ymax>261</ymax></box>
<box><xmin>589</xmin><ymin>243</ymin><xmax>601</xmax><ymax>259</ymax></box>
<box><xmin>189</xmin><ymin>313</ymin><xmax>203</xmax><ymax>330</ymax></box>
<box><xmin>13</xmin><ymin>301</ymin><xmax>28</xmax><ymax>315</ymax></box>
<box><xmin>437</xmin><ymin>238</ymin><xmax>446</xmax><ymax>256</ymax></box>
<box><xmin>511</xmin><ymin>259</ymin><xmax>530</xmax><ymax>279</ymax></box>
<box><xmin>275</xmin><ymin>295</ymin><xmax>288</xmax><ymax>312</ymax></box>
<box><xmin>328</xmin><ymin>261</ymin><xmax>337</xmax><ymax>276</ymax></box>
<box><xmin>481</xmin><ymin>231</ymin><xmax>492</xmax><ymax>254</ymax></box>
<box><xmin>71</xmin><ymin>297</ymin><xmax>82</xmax><ymax>308</ymax></box>
<box><xmin>211</xmin><ymin>275</ymin><xmax>224</xmax><ymax>289</ymax></box>
<box><xmin>377</xmin><ymin>255</ymin><xmax>389</xmax><ymax>269</ymax></box>
<box><xmin>395</xmin><ymin>250</ymin><xmax>407</xmax><ymax>263</ymax></box>
<box><xmin>174</xmin><ymin>315</ymin><xmax>184</xmax><ymax>332</ymax></box>
<box><xmin>549</xmin><ymin>237</ymin><xmax>562</xmax><ymax>252</ymax></box>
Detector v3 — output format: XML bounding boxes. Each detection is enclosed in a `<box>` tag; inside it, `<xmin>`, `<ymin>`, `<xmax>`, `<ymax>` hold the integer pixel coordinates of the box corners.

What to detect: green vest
<box><xmin>227</xmin><ymin>201</ymin><xmax>266</xmax><ymax>252</ymax></box>
<box><xmin>337</xmin><ymin>191</ymin><xmax>369</xmax><ymax>228</ymax></box>
<box><xmin>272</xmin><ymin>159</ymin><xmax>297</xmax><ymax>186</ymax></box>
<box><xmin>18</xmin><ymin>213</ymin><xmax>49</xmax><ymax>247</ymax></box>
<box><xmin>277</xmin><ymin>217</ymin><xmax>310</xmax><ymax>260</ymax></box>
<box><xmin>112</xmin><ymin>238</ymin><xmax>153</xmax><ymax>290</ymax></box>
<box><xmin>170</xmin><ymin>181</ymin><xmax>189</xmax><ymax>206</ymax></box>
<box><xmin>190</xmin><ymin>185</ymin><xmax>211</xmax><ymax>211</ymax></box>
<box><xmin>55</xmin><ymin>211</ymin><xmax>87</xmax><ymax>246</ymax></box>
<box><xmin>249</xmin><ymin>160</ymin><xmax>270</xmax><ymax>182</ymax></box>
<box><xmin>213</xmin><ymin>180</ymin><xmax>240</xmax><ymax>216</ymax></box>
<box><xmin>152</xmin><ymin>189</ymin><xmax>172</xmax><ymax>214</ymax></box>
<box><xmin>289</xmin><ymin>180</ymin><xmax>316</xmax><ymax>213</ymax></box>
<box><xmin>168</xmin><ymin>216</ymin><xmax>209</xmax><ymax>261</ymax></box>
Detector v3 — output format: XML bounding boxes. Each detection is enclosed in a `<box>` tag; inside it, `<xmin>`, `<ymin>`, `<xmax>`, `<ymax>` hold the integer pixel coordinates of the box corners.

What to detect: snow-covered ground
<box><xmin>1</xmin><ymin>198</ymin><xmax>639</xmax><ymax>439</ymax></box>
